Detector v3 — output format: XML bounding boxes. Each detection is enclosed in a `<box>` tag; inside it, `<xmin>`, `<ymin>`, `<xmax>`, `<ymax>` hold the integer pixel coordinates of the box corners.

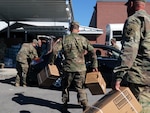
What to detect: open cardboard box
<box><xmin>37</xmin><ymin>64</ymin><xmax>60</xmax><ymax>87</ymax></box>
<box><xmin>85</xmin><ymin>71</ymin><xmax>106</xmax><ymax>95</ymax></box>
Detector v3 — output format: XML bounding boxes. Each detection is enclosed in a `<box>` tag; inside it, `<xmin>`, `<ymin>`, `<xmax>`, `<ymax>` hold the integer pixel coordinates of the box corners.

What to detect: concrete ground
<box><xmin>0</xmin><ymin>68</ymin><xmax>111</xmax><ymax>113</ymax></box>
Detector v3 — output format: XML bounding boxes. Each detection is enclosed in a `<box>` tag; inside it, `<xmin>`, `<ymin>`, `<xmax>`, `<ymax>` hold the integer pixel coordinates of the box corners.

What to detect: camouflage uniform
<box><xmin>114</xmin><ymin>10</ymin><xmax>150</xmax><ymax>113</ymax></box>
<box><xmin>51</xmin><ymin>33</ymin><xmax>98</xmax><ymax>108</ymax></box>
<box><xmin>15</xmin><ymin>43</ymin><xmax>38</xmax><ymax>86</ymax></box>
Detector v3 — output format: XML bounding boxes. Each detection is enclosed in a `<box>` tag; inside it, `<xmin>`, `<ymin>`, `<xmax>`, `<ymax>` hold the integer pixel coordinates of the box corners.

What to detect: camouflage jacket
<box><xmin>51</xmin><ymin>33</ymin><xmax>98</xmax><ymax>72</ymax></box>
<box><xmin>114</xmin><ymin>10</ymin><xmax>150</xmax><ymax>85</ymax></box>
<box><xmin>16</xmin><ymin>43</ymin><xmax>38</xmax><ymax>64</ymax></box>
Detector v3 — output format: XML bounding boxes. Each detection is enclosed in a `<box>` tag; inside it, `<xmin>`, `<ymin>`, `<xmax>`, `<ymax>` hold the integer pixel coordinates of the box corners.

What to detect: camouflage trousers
<box><xmin>129</xmin><ymin>83</ymin><xmax>150</xmax><ymax>113</ymax></box>
<box><xmin>15</xmin><ymin>61</ymin><xmax>29</xmax><ymax>85</ymax></box>
<box><xmin>62</xmin><ymin>71</ymin><xmax>88</xmax><ymax>106</ymax></box>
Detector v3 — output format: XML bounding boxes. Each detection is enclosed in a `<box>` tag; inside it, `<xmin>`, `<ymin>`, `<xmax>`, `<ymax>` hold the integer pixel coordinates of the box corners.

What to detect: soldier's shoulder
<box><xmin>22</xmin><ymin>43</ymin><xmax>29</xmax><ymax>46</ymax></box>
<box><xmin>126</xmin><ymin>15</ymin><xmax>141</xmax><ymax>27</ymax></box>
<box><xmin>128</xmin><ymin>10</ymin><xmax>149</xmax><ymax>23</ymax></box>
<box><xmin>78</xmin><ymin>34</ymin><xmax>85</xmax><ymax>38</ymax></box>
<box><xmin>74</xmin><ymin>34</ymin><xmax>86</xmax><ymax>40</ymax></box>
<box><xmin>124</xmin><ymin>17</ymin><xmax>141</xmax><ymax>38</ymax></box>
<box><xmin>65</xmin><ymin>34</ymin><xmax>72</xmax><ymax>38</ymax></box>
<box><xmin>128</xmin><ymin>15</ymin><xmax>139</xmax><ymax>21</ymax></box>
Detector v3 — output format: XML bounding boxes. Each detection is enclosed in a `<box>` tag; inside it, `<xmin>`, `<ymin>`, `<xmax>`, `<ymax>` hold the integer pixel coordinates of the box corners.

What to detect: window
<box><xmin>113</xmin><ymin>31</ymin><xmax>122</xmax><ymax>41</ymax></box>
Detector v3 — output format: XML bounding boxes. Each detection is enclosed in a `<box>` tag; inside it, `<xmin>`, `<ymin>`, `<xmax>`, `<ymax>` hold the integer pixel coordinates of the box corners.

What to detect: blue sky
<box><xmin>72</xmin><ymin>0</ymin><xmax>97</xmax><ymax>26</ymax></box>
<box><xmin>72</xmin><ymin>0</ymin><xmax>150</xmax><ymax>26</ymax></box>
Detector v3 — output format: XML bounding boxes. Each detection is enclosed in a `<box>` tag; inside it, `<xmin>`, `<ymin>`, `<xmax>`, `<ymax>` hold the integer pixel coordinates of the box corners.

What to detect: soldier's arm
<box><xmin>33</xmin><ymin>49</ymin><xmax>38</xmax><ymax>58</ymax></box>
<box><xmin>114</xmin><ymin>17</ymin><xmax>141</xmax><ymax>81</ymax></box>
<box><xmin>83</xmin><ymin>38</ymin><xmax>98</xmax><ymax>69</ymax></box>
<box><xmin>29</xmin><ymin>44</ymin><xmax>38</xmax><ymax>59</ymax></box>
<box><xmin>50</xmin><ymin>38</ymin><xmax>63</xmax><ymax>64</ymax></box>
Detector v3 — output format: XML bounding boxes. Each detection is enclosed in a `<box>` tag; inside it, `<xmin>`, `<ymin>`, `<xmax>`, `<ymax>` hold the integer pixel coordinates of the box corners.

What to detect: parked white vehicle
<box><xmin>106</xmin><ymin>23</ymin><xmax>124</xmax><ymax>50</ymax></box>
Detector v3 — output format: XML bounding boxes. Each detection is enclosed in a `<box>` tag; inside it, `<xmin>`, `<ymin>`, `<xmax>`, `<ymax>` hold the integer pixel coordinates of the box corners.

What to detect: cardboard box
<box><xmin>85</xmin><ymin>72</ymin><xmax>106</xmax><ymax>95</ymax></box>
<box><xmin>84</xmin><ymin>87</ymin><xmax>142</xmax><ymax>113</ymax></box>
<box><xmin>37</xmin><ymin>64</ymin><xmax>60</xmax><ymax>87</ymax></box>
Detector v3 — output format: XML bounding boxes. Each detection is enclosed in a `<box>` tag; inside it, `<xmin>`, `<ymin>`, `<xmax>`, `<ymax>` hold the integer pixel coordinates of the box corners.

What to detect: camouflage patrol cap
<box><xmin>125</xmin><ymin>0</ymin><xmax>146</xmax><ymax>5</ymax></box>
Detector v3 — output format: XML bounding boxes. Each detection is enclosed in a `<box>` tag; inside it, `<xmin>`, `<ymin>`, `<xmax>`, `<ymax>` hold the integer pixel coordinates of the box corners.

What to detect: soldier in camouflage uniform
<box><xmin>15</xmin><ymin>39</ymin><xmax>38</xmax><ymax>87</ymax></box>
<box><xmin>50</xmin><ymin>22</ymin><xmax>98</xmax><ymax>112</ymax></box>
<box><xmin>114</xmin><ymin>0</ymin><xmax>150</xmax><ymax>112</ymax></box>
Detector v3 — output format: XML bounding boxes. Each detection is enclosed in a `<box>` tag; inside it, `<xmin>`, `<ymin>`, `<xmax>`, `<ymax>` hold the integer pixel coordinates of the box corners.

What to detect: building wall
<box><xmin>90</xmin><ymin>1</ymin><xmax>150</xmax><ymax>45</ymax></box>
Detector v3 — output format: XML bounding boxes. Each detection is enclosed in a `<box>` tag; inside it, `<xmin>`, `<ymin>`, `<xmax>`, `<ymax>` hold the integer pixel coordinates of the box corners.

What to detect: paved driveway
<box><xmin>0</xmin><ymin>68</ymin><xmax>111</xmax><ymax>113</ymax></box>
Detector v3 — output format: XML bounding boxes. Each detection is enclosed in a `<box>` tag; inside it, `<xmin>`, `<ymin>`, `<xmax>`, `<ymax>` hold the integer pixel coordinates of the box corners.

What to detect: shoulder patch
<box><xmin>125</xmin><ymin>23</ymin><xmax>137</xmax><ymax>37</ymax></box>
<box><xmin>125</xmin><ymin>18</ymin><xmax>140</xmax><ymax>37</ymax></box>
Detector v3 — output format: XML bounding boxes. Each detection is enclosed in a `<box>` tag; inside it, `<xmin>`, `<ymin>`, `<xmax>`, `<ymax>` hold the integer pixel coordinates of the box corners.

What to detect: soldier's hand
<box><xmin>115</xmin><ymin>80</ymin><xmax>121</xmax><ymax>90</ymax></box>
<box><xmin>92</xmin><ymin>67</ymin><xmax>98</xmax><ymax>72</ymax></box>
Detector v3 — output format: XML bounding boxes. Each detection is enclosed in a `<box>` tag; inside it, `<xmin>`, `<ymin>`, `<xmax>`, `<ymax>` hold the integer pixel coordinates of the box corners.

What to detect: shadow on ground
<box><xmin>20</xmin><ymin>110</ymin><xmax>31</xmax><ymax>113</ymax></box>
<box><xmin>12</xmin><ymin>93</ymin><xmax>81</xmax><ymax>113</ymax></box>
<box><xmin>0</xmin><ymin>76</ymin><xmax>15</xmax><ymax>86</ymax></box>
<box><xmin>0</xmin><ymin>76</ymin><xmax>77</xmax><ymax>93</ymax></box>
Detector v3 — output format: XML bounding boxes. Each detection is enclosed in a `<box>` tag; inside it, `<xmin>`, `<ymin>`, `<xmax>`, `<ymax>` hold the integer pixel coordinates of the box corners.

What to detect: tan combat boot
<box><xmin>15</xmin><ymin>83</ymin><xmax>20</xmax><ymax>87</ymax></box>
